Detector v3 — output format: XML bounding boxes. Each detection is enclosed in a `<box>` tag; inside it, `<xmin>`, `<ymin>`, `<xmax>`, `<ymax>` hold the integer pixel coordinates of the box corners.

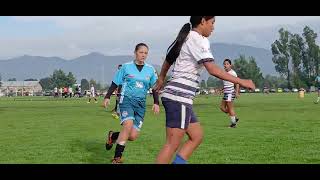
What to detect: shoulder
<box><xmin>188</xmin><ymin>31</ymin><xmax>210</xmax><ymax>47</ymax></box>
<box><xmin>230</xmin><ymin>69</ymin><xmax>237</xmax><ymax>76</ymax></box>
<box><xmin>122</xmin><ymin>62</ymin><xmax>134</xmax><ymax>68</ymax></box>
<box><xmin>145</xmin><ymin>63</ymin><xmax>156</xmax><ymax>71</ymax></box>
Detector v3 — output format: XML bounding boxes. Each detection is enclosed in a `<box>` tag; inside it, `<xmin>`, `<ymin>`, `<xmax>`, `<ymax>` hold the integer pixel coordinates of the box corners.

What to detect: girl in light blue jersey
<box><xmin>103</xmin><ymin>43</ymin><xmax>160</xmax><ymax>164</ymax></box>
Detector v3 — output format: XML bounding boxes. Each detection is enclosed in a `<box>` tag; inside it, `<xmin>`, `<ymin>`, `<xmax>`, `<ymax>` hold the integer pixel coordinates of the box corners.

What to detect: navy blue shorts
<box><xmin>162</xmin><ymin>98</ymin><xmax>198</xmax><ymax>130</ymax></box>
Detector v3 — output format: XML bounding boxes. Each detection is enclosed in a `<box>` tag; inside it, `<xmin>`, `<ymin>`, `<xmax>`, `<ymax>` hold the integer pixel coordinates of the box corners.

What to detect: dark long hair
<box><xmin>165</xmin><ymin>16</ymin><xmax>215</xmax><ymax>64</ymax></box>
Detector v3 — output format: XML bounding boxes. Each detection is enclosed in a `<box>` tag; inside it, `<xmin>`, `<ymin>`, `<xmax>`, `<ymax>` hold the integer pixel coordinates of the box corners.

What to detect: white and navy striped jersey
<box><xmin>161</xmin><ymin>30</ymin><xmax>214</xmax><ymax>106</ymax></box>
<box><xmin>223</xmin><ymin>69</ymin><xmax>237</xmax><ymax>94</ymax></box>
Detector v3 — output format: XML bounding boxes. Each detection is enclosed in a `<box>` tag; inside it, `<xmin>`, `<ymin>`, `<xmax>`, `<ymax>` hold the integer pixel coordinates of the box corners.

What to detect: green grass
<box><xmin>1</xmin><ymin>93</ymin><xmax>320</xmax><ymax>164</ymax></box>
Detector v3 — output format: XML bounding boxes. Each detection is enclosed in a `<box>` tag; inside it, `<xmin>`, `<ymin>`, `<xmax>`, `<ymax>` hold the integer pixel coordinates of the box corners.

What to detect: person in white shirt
<box><xmin>88</xmin><ymin>84</ymin><xmax>97</xmax><ymax>103</ymax></box>
<box><xmin>59</xmin><ymin>87</ymin><xmax>63</xmax><ymax>98</ymax></box>
<box><xmin>68</xmin><ymin>86</ymin><xmax>73</xmax><ymax>98</ymax></box>
<box><xmin>220</xmin><ymin>59</ymin><xmax>240</xmax><ymax>128</ymax></box>
<box><xmin>153</xmin><ymin>16</ymin><xmax>255</xmax><ymax>164</ymax></box>
<box><xmin>54</xmin><ymin>87</ymin><xmax>58</xmax><ymax>98</ymax></box>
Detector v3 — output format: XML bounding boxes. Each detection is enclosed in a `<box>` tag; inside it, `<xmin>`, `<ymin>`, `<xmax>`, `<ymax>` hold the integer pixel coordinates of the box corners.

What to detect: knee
<box><xmin>190</xmin><ymin>131</ymin><xmax>203</xmax><ymax>145</ymax></box>
<box><xmin>164</xmin><ymin>141</ymin><xmax>181</xmax><ymax>152</ymax></box>
<box><xmin>122</xmin><ymin>121</ymin><xmax>134</xmax><ymax>130</ymax></box>
<box><xmin>193</xmin><ymin>134</ymin><xmax>203</xmax><ymax>145</ymax></box>
<box><xmin>220</xmin><ymin>106</ymin><xmax>227</xmax><ymax>113</ymax></box>
<box><xmin>128</xmin><ymin>133</ymin><xmax>139</xmax><ymax>141</ymax></box>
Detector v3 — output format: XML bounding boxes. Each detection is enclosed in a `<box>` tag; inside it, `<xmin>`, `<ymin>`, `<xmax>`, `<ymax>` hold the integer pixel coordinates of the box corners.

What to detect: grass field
<box><xmin>1</xmin><ymin>93</ymin><xmax>320</xmax><ymax>164</ymax></box>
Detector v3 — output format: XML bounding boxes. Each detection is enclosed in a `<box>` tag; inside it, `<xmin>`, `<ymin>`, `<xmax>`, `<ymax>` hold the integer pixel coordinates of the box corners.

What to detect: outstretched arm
<box><xmin>203</xmin><ymin>62</ymin><xmax>255</xmax><ymax>90</ymax></box>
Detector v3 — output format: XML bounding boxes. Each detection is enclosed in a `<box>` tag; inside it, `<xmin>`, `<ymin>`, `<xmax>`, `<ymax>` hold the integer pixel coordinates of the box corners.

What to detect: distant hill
<box><xmin>0</xmin><ymin>53</ymin><xmax>137</xmax><ymax>84</ymax></box>
<box><xmin>0</xmin><ymin>43</ymin><xmax>276</xmax><ymax>84</ymax></box>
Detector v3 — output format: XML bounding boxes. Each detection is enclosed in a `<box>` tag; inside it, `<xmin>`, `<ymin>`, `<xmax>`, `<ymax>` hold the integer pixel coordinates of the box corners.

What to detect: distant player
<box><xmin>63</xmin><ymin>87</ymin><xmax>68</xmax><ymax>98</ymax></box>
<box><xmin>68</xmin><ymin>86</ymin><xmax>73</xmax><ymax>98</ymax></box>
<box><xmin>59</xmin><ymin>87</ymin><xmax>63</xmax><ymax>98</ymax></box>
<box><xmin>315</xmin><ymin>75</ymin><xmax>320</xmax><ymax>104</ymax></box>
<box><xmin>220</xmin><ymin>59</ymin><xmax>240</xmax><ymax>128</ymax></box>
<box><xmin>88</xmin><ymin>84</ymin><xmax>97</xmax><ymax>103</ymax></box>
<box><xmin>54</xmin><ymin>87</ymin><xmax>58</xmax><ymax>98</ymax></box>
<box><xmin>111</xmin><ymin>64</ymin><xmax>123</xmax><ymax>119</ymax></box>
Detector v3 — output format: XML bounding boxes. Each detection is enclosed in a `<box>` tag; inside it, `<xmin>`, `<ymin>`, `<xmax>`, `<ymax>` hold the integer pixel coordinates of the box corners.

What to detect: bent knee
<box><xmin>128</xmin><ymin>134</ymin><xmax>139</xmax><ymax>141</ymax></box>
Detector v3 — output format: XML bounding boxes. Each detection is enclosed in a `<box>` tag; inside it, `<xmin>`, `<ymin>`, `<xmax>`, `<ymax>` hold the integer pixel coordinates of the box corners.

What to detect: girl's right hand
<box><xmin>239</xmin><ymin>79</ymin><xmax>255</xmax><ymax>91</ymax></box>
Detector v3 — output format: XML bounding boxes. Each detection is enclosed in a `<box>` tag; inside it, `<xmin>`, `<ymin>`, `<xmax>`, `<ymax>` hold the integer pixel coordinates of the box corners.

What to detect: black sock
<box><xmin>111</xmin><ymin>132</ymin><xmax>120</xmax><ymax>142</ymax></box>
<box><xmin>114</xmin><ymin>144</ymin><xmax>125</xmax><ymax>159</ymax></box>
<box><xmin>115</xmin><ymin>100</ymin><xmax>119</xmax><ymax>111</ymax></box>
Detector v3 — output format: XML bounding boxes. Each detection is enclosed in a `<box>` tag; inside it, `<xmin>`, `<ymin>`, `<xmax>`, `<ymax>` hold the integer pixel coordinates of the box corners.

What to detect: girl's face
<box><xmin>224</xmin><ymin>61</ymin><xmax>232</xmax><ymax>71</ymax></box>
<box><xmin>135</xmin><ymin>46</ymin><xmax>148</xmax><ymax>63</ymax></box>
<box><xmin>202</xmin><ymin>17</ymin><xmax>215</xmax><ymax>37</ymax></box>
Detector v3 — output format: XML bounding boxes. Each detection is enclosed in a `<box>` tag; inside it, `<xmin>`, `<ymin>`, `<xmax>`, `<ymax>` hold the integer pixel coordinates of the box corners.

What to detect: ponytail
<box><xmin>165</xmin><ymin>16</ymin><xmax>214</xmax><ymax>65</ymax></box>
<box><xmin>165</xmin><ymin>23</ymin><xmax>191</xmax><ymax>65</ymax></box>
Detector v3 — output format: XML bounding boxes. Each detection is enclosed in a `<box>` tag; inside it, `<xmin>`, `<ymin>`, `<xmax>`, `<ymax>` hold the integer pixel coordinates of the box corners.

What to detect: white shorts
<box><xmin>223</xmin><ymin>93</ymin><xmax>235</xmax><ymax>102</ymax></box>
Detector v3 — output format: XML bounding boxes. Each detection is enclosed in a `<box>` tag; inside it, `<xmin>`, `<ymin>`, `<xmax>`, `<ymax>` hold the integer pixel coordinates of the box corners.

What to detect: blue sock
<box><xmin>172</xmin><ymin>154</ymin><xmax>187</xmax><ymax>164</ymax></box>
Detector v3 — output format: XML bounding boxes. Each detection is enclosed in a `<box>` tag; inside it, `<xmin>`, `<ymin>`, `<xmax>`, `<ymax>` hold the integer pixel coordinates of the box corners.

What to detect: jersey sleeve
<box><xmin>188</xmin><ymin>35</ymin><xmax>214</xmax><ymax>64</ymax></box>
<box><xmin>232</xmin><ymin>70</ymin><xmax>238</xmax><ymax>78</ymax></box>
<box><xmin>149</xmin><ymin>67</ymin><xmax>158</xmax><ymax>88</ymax></box>
<box><xmin>113</xmin><ymin>66</ymin><xmax>125</xmax><ymax>86</ymax></box>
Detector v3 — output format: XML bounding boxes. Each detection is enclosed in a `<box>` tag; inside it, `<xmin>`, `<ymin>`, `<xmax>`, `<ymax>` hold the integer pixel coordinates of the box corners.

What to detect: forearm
<box><xmin>235</xmin><ymin>84</ymin><xmax>240</xmax><ymax>94</ymax></box>
<box><xmin>204</xmin><ymin>62</ymin><xmax>241</xmax><ymax>85</ymax></box>
<box><xmin>152</xmin><ymin>89</ymin><xmax>159</xmax><ymax>105</ymax></box>
<box><xmin>104</xmin><ymin>82</ymin><xmax>118</xmax><ymax>99</ymax></box>
<box><xmin>159</xmin><ymin>61</ymin><xmax>171</xmax><ymax>81</ymax></box>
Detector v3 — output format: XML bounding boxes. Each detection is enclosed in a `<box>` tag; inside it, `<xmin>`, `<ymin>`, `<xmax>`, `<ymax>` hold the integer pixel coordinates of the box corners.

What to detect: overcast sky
<box><xmin>1</xmin><ymin>16</ymin><xmax>320</xmax><ymax>60</ymax></box>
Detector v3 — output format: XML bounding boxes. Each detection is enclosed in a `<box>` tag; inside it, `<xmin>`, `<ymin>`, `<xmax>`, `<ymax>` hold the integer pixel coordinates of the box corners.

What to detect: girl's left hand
<box><xmin>152</xmin><ymin>104</ymin><xmax>160</xmax><ymax>115</ymax></box>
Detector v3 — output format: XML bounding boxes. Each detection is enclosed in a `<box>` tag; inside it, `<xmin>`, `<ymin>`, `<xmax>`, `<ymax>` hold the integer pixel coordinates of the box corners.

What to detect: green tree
<box><xmin>8</xmin><ymin>78</ymin><xmax>17</xmax><ymax>81</ymax></box>
<box><xmin>39</xmin><ymin>77</ymin><xmax>54</xmax><ymax>91</ymax></box>
<box><xmin>233</xmin><ymin>55</ymin><xmax>264</xmax><ymax>88</ymax></box>
<box><xmin>207</xmin><ymin>77</ymin><xmax>223</xmax><ymax>88</ymax></box>
<box><xmin>51</xmin><ymin>69</ymin><xmax>68</xmax><ymax>88</ymax></box>
<box><xmin>288</xmin><ymin>33</ymin><xmax>307</xmax><ymax>88</ymax></box>
<box><xmin>66</xmin><ymin>72</ymin><xmax>77</xmax><ymax>87</ymax></box>
<box><xmin>200</xmin><ymin>80</ymin><xmax>206</xmax><ymax>89</ymax></box>
<box><xmin>263</xmin><ymin>75</ymin><xmax>286</xmax><ymax>89</ymax></box>
<box><xmin>95</xmin><ymin>82</ymin><xmax>103</xmax><ymax>91</ymax></box>
<box><xmin>302</xmin><ymin>26</ymin><xmax>320</xmax><ymax>86</ymax></box>
<box><xmin>81</xmin><ymin>79</ymin><xmax>90</xmax><ymax>92</ymax></box>
<box><xmin>24</xmin><ymin>78</ymin><xmax>38</xmax><ymax>81</ymax></box>
<box><xmin>0</xmin><ymin>74</ymin><xmax>2</xmax><ymax>88</ymax></box>
<box><xmin>271</xmin><ymin>28</ymin><xmax>291</xmax><ymax>88</ymax></box>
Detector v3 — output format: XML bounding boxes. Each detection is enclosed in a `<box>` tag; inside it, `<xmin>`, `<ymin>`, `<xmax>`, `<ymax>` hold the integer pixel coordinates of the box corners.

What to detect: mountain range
<box><xmin>0</xmin><ymin>43</ymin><xmax>276</xmax><ymax>84</ymax></box>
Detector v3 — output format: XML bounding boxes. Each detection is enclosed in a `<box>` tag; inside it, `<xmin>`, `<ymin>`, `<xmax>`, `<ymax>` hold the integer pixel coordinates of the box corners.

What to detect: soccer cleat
<box><xmin>111</xmin><ymin>112</ymin><xmax>120</xmax><ymax>120</ymax></box>
<box><xmin>229</xmin><ymin>123</ymin><xmax>237</xmax><ymax>128</ymax></box>
<box><xmin>111</xmin><ymin>157</ymin><xmax>123</xmax><ymax>164</ymax></box>
<box><xmin>105</xmin><ymin>131</ymin><xmax>114</xmax><ymax>150</ymax></box>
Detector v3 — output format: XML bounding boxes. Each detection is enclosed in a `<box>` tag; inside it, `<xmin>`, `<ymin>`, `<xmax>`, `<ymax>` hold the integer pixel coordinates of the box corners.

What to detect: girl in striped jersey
<box><xmin>220</xmin><ymin>59</ymin><xmax>240</xmax><ymax>128</ymax></box>
<box><xmin>153</xmin><ymin>16</ymin><xmax>255</xmax><ymax>164</ymax></box>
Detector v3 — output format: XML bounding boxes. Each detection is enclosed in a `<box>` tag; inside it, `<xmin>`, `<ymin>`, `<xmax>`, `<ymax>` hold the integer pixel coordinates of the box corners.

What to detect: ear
<box><xmin>201</xmin><ymin>18</ymin><xmax>206</xmax><ymax>25</ymax></box>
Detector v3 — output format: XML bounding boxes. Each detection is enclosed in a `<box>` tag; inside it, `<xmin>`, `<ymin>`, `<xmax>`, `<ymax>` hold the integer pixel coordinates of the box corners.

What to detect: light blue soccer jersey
<box><xmin>113</xmin><ymin>61</ymin><xmax>158</xmax><ymax>100</ymax></box>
